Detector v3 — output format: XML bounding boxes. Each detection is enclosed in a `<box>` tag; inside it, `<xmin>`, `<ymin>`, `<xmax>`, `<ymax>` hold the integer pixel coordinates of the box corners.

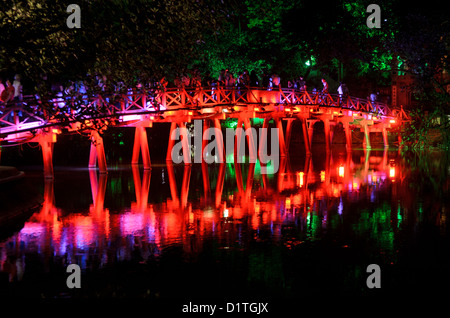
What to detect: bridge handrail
<box><xmin>0</xmin><ymin>86</ymin><xmax>406</xmax><ymax>136</ymax></box>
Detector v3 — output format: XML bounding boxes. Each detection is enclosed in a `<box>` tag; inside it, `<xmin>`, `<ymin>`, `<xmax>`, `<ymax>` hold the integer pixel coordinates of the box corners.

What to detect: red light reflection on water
<box><xmin>1</xmin><ymin>150</ymin><xmax>402</xmax><ymax>280</ymax></box>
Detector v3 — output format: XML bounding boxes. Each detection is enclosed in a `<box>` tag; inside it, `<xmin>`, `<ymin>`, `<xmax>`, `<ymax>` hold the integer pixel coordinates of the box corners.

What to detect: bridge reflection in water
<box><xmin>0</xmin><ymin>149</ymin><xmax>409</xmax><ymax>294</ymax></box>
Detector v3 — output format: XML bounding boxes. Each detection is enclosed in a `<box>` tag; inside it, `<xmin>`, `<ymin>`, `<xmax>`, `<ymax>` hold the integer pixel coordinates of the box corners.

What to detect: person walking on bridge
<box><xmin>1</xmin><ymin>79</ymin><xmax>14</xmax><ymax>104</ymax></box>
<box><xmin>320</xmin><ymin>78</ymin><xmax>328</xmax><ymax>103</ymax></box>
<box><xmin>321</xmin><ymin>78</ymin><xmax>328</xmax><ymax>94</ymax></box>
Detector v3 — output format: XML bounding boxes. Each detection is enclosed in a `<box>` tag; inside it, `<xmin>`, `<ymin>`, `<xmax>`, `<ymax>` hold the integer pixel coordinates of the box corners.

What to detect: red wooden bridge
<box><xmin>0</xmin><ymin>87</ymin><xmax>410</xmax><ymax>178</ymax></box>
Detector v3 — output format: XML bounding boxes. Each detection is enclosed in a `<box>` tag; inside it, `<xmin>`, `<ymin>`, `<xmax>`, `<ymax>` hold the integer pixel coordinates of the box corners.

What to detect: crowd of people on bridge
<box><xmin>1</xmin><ymin>67</ymin><xmax>389</xmax><ymax>126</ymax></box>
<box><xmin>0</xmin><ymin>75</ymin><xmax>23</xmax><ymax>105</ymax></box>
<box><xmin>0</xmin><ymin>69</ymin><xmax>352</xmax><ymax>106</ymax></box>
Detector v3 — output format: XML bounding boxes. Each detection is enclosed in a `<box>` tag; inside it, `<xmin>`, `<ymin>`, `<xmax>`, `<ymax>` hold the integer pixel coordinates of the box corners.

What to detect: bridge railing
<box><xmin>0</xmin><ymin>87</ymin><xmax>404</xmax><ymax>136</ymax></box>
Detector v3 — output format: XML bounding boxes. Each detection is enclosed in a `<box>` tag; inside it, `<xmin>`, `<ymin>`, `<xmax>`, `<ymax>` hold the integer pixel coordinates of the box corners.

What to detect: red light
<box><xmin>389</xmin><ymin>166</ymin><xmax>396</xmax><ymax>178</ymax></box>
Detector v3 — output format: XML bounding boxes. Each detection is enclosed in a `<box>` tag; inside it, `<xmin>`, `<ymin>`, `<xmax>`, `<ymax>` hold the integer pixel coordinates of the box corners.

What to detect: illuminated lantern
<box><xmin>286</xmin><ymin>197</ymin><xmax>291</xmax><ymax>210</ymax></box>
<box><xmin>338</xmin><ymin>165</ymin><xmax>345</xmax><ymax>178</ymax></box>
<box><xmin>389</xmin><ymin>166</ymin><xmax>396</xmax><ymax>178</ymax></box>
<box><xmin>297</xmin><ymin>172</ymin><xmax>304</xmax><ymax>187</ymax></box>
<box><xmin>389</xmin><ymin>160</ymin><xmax>396</xmax><ymax>179</ymax></box>
<box><xmin>320</xmin><ymin>170</ymin><xmax>325</xmax><ymax>182</ymax></box>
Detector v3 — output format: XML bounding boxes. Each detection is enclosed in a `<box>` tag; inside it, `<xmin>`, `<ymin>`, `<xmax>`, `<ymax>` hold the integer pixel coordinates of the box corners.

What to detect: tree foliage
<box><xmin>0</xmin><ymin>0</ymin><xmax>232</xmax><ymax>89</ymax></box>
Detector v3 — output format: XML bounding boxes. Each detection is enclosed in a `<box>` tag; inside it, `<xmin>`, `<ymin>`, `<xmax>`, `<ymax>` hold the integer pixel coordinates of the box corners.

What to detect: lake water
<box><xmin>0</xmin><ymin>148</ymin><xmax>449</xmax><ymax>303</ymax></box>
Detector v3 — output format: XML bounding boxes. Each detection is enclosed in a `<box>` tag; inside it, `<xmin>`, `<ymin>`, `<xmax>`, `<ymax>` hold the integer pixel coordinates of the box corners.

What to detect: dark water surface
<box><xmin>1</xmin><ymin>148</ymin><xmax>449</xmax><ymax>303</ymax></box>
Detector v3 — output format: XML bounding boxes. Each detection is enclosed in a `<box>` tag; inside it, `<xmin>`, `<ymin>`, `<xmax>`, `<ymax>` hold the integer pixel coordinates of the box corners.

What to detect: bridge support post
<box><xmin>235</xmin><ymin>119</ymin><xmax>243</xmax><ymax>159</ymax></box>
<box><xmin>301</xmin><ymin>119</ymin><xmax>311</xmax><ymax>155</ymax></box>
<box><xmin>166</xmin><ymin>122</ymin><xmax>177</xmax><ymax>162</ymax></box>
<box><xmin>89</xmin><ymin>143</ymin><xmax>97</xmax><ymax>168</ymax></box>
<box><xmin>243</xmin><ymin>118</ymin><xmax>257</xmax><ymax>161</ymax></box>
<box><xmin>307</xmin><ymin>120</ymin><xmax>315</xmax><ymax>148</ymax></box>
<box><xmin>202</xmin><ymin>120</ymin><xmax>210</xmax><ymax>162</ymax></box>
<box><xmin>285</xmin><ymin>119</ymin><xmax>295</xmax><ymax>154</ymax></box>
<box><xmin>202</xmin><ymin>119</ymin><xmax>225</xmax><ymax>163</ymax></box>
<box><xmin>382</xmin><ymin>126</ymin><xmax>389</xmax><ymax>148</ymax></box>
<box><xmin>179</xmin><ymin>122</ymin><xmax>191</xmax><ymax>165</ymax></box>
<box><xmin>343</xmin><ymin>121</ymin><xmax>352</xmax><ymax>151</ymax></box>
<box><xmin>39</xmin><ymin>132</ymin><xmax>55</xmax><ymax>179</ymax></box>
<box><xmin>362</xmin><ymin>123</ymin><xmax>371</xmax><ymax>150</ymax></box>
<box><xmin>258</xmin><ymin>118</ymin><xmax>269</xmax><ymax>160</ymax></box>
<box><xmin>89</xmin><ymin>130</ymin><xmax>107</xmax><ymax>174</ymax></box>
<box><xmin>323</xmin><ymin>118</ymin><xmax>331</xmax><ymax>152</ymax></box>
<box><xmin>275</xmin><ymin>118</ymin><xmax>287</xmax><ymax>157</ymax></box>
<box><xmin>132</xmin><ymin>126</ymin><xmax>151</xmax><ymax>170</ymax></box>
<box><xmin>214</xmin><ymin>119</ymin><xmax>225</xmax><ymax>162</ymax></box>
<box><xmin>166</xmin><ymin>122</ymin><xmax>191</xmax><ymax>164</ymax></box>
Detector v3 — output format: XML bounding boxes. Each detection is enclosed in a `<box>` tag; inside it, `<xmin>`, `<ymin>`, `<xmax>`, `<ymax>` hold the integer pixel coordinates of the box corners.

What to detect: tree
<box><xmin>386</xmin><ymin>1</ymin><xmax>450</xmax><ymax>149</ymax></box>
<box><xmin>0</xmin><ymin>0</ymin><xmax>232</xmax><ymax>90</ymax></box>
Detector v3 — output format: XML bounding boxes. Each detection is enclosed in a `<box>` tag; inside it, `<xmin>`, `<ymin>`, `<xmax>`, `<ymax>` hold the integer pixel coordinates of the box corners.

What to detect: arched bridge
<box><xmin>0</xmin><ymin>87</ymin><xmax>410</xmax><ymax>178</ymax></box>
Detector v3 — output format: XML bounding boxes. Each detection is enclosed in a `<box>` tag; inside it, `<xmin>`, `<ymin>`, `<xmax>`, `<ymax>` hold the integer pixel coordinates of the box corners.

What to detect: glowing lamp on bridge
<box><xmin>388</xmin><ymin>161</ymin><xmax>396</xmax><ymax>179</ymax></box>
<box><xmin>120</xmin><ymin>114</ymin><xmax>142</xmax><ymax>122</ymax></box>
<box><xmin>320</xmin><ymin>170</ymin><xmax>325</xmax><ymax>182</ymax></box>
<box><xmin>338</xmin><ymin>165</ymin><xmax>345</xmax><ymax>178</ymax></box>
<box><xmin>389</xmin><ymin>166</ymin><xmax>396</xmax><ymax>178</ymax></box>
<box><xmin>389</xmin><ymin>119</ymin><xmax>396</xmax><ymax>124</ymax></box>
<box><xmin>285</xmin><ymin>197</ymin><xmax>291</xmax><ymax>210</ymax></box>
<box><xmin>297</xmin><ymin>172</ymin><xmax>304</xmax><ymax>187</ymax></box>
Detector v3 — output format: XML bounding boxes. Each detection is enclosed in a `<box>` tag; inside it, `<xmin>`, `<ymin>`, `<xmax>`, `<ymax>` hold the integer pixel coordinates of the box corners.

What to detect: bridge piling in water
<box><xmin>382</xmin><ymin>126</ymin><xmax>389</xmax><ymax>148</ymax></box>
<box><xmin>38</xmin><ymin>131</ymin><xmax>55</xmax><ymax>179</ymax></box>
<box><xmin>132</xmin><ymin>126</ymin><xmax>151</xmax><ymax>170</ymax></box>
<box><xmin>166</xmin><ymin>122</ymin><xmax>191</xmax><ymax>164</ymax></box>
<box><xmin>362</xmin><ymin>123</ymin><xmax>372</xmax><ymax>150</ymax></box>
<box><xmin>343</xmin><ymin>121</ymin><xmax>353</xmax><ymax>151</ymax></box>
<box><xmin>301</xmin><ymin>119</ymin><xmax>311</xmax><ymax>155</ymax></box>
<box><xmin>89</xmin><ymin>130</ymin><xmax>108</xmax><ymax>174</ymax></box>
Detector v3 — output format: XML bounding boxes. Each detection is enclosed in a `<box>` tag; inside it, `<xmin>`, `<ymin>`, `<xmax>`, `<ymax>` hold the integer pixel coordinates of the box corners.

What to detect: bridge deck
<box><xmin>0</xmin><ymin>87</ymin><xmax>409</xmax><ymax>143</ymax></box>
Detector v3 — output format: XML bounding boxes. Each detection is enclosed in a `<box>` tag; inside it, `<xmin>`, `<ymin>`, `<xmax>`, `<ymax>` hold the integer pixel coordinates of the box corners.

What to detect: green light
<box><xmin>223</xmin><ymin>118</ymin><xmax>238</xmax><ymax>129</ymax></box>
<box><xmin>352</xmin><ymin>202</ymin><xmax>395</xmax><ymax>256</ymax></box>
<box><xmin>397</xmin><ymin>201</ymin><xmax>402</xmax><ymax>228</ymax></box>
<box><xmin>305</xmin><ymin>56</ymin><xmax>316</xmax><ymax>67</ymax></box>
<box><xmin>251</xmin><ymin>118</ymin><xmax>264</xmax><ymax>126</ymax></box>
